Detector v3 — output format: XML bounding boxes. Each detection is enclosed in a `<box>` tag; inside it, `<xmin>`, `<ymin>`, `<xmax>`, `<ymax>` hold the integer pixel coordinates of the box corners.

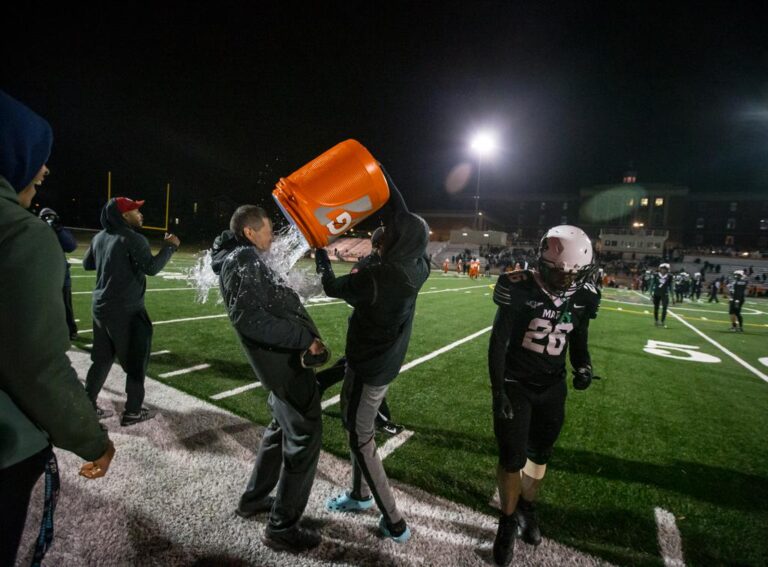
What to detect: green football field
<box><xmin>68</xmin><ymin>250</ymin><xmax>768</xmax><ymax>566</ymax></box>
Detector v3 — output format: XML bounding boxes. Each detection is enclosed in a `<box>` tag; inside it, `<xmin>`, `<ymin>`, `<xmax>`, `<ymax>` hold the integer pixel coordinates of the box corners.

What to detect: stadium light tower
<box><xmin>470</xmin><ymin>131</ymin><xmax>497</xmax><ymax>230</ymax></box>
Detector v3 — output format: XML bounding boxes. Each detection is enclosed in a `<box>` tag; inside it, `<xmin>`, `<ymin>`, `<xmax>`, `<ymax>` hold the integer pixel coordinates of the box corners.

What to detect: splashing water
<box><xmin>185</xmin><ymin>224</ymin><xmax>324</xmax><ymax>304</ymax></box>
<box><xmin>264</xmin><ymin>224</ymin><xmax>324</xmax><ymax>302</ymax></box>
<box><xmin>187</xmin><ymin>249</ymin><xmax>220</xmax><ymax>304</ymax></box>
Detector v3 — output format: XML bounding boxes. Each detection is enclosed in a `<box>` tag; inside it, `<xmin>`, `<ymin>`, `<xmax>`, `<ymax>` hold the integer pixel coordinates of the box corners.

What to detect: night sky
<box><xmin>2</xmin><ymin>2</ymin><xmax>767</xmax><ymax>230</ymax></box>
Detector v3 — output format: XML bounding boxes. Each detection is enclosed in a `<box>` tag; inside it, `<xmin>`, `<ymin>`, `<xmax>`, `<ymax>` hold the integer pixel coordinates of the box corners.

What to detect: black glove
<box><xmin>41</xmin><ymin>212</ymin><xmax>61</xmax><ymax>230</ymax></box>
<box><xmin>315</xmin><ymin>248</ymin><xmax>331</xmax><ymax>274</ymax></box>
<box><xmin>492</xmin><ymin>389</ymin><xmax>514</xmax><ymax>420</ymax></box>
<box><xmin>573</xmin><ymin>366</ymin><xmax>602</xmax><ymax>390</ymax></box>
<box><xmin>301</xmin><ymin>342</ymin><xmax>331</xmax><ymax>369</ymax></box>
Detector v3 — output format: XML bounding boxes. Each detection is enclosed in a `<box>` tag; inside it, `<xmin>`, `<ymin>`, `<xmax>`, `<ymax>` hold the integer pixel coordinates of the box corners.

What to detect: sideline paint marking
<box><xmin>654</xmin><ymin>507</ymin><xmax>685</xmax><ymax>567</ymax></box>
<box><xmin>632</xmin><ymin>291</ymin><xmax>768</xmax><ymax>384</ymax></box>
<box><xmin>151</xmin><ymin>350</ymin><xmax>171</xmax><ymax>356</ymax></box>
<box><xmin>759</xmin><ymin>357</ymin><xmax>768</xmax><ymax>368</ymax></box>
<box><xmin>321</xmin><ymin>326</ymin><xmax>493</xmax><ymax>409</ymax></box>
<box><xmin>159</xmin><ymin>364</ymin><xmax>211</xmax><ymax>378</ymax></box>
<box><xmin>210</xmin><ymin>382</ymin><xmax>262</xmax><ymax>400</ymax></box>
<box><xmin>72</xmin><ymin>287</ymin><xmax>195</xmax><ymax>295</ymax></box>
<box><xmin>379</xmin><ymin>430</ymin><xmax>415</xmax><ymax>460</ymax></box>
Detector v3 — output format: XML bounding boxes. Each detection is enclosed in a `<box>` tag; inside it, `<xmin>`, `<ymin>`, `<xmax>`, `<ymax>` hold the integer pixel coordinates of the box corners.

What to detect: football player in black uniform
<box><xmin>728</xmin><ymin>270</ymin><xmax>747</xmax><ymax>332</ymax></box>
<box><xmin>651</xmin><ymin>263</ymin><xmax>672</xmax><ymax>327</ymax></box>
<box><xmin>488</xmin><ymin>225</ymin><xmax>601</xmax><ymax>566</ymax></box>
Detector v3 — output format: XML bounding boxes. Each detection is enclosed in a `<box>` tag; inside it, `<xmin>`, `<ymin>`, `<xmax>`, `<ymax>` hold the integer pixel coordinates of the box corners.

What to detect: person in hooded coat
<box><xmin>0</xmin><ymin>90</ymin><xmax>114</xmax><ymax>566</ymax></box>
<box><xmin>82</xmin><ymin>197</ymin><xmax>180</xmax><ymax>425</ymax></box>
<box><xmin>211</xmin><ymin>205</ymin><xmax>327</xmax><ymax>553</ymax></box>
<box><xmin>316</xmin><ymin>167</ymin><xmax>430</xmax><ymax>543</ymax></box>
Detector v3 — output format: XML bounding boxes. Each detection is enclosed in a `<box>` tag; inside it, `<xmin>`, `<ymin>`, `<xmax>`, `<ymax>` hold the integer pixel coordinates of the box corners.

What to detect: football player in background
<box><xmin>488</xmin><ymin>225</ymin><xmax>601</xmax><ymax>566</ymax></box>
<box><xmin>651</xmin><ymin>263</ymin><xmax>672</xmax><ymax>327</ymax></box>
<box><xmin>692</xmin><ymin>272</ymin><xmax>703</xmax><ymax>302</ymax></box>
<box><xmin>728</xmin><ymin>270</ymin><xmax>747</xmax><ymax>332</ymax></box>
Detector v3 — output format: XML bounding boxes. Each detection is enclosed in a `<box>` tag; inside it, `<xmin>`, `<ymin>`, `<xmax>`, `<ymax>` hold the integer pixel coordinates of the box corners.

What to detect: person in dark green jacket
<box><xmin>316</xmin><ymin>166</ymin><xmax>430</xmax><ymax>544</ymax></box>
<box><xmin>83</xmin><ymin>197</ymin><xmax>180</xmax><ymax>426</ymax></box>
<box><xmin>0</xmin><ymin>90</ymin><xmax>115</xmax><ymax>566</ymax></box>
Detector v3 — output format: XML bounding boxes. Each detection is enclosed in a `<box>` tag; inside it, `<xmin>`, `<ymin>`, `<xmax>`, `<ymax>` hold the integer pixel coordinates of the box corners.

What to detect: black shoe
<box><xmin>376</xmin><ymin>419</ymin><xmax>404</xmax><ymax>436</ymax></box>
<box><xmin>96</xmin><ymin>407</ymin><xmax>114</xmax><ymax>420</ymax></box>
<box><xmin>236</xmin><ymin>496</ymin><xmax>275</xmax><ymax>518</ymax></box>
<box><xmin>70</xmin><ymin>332</ymin><xmax>79</xmax><ymax>341</ymax></box>
<box><xmin>492</xmin><ymin>514</ymin><xmax>517</xmax><ymax>566</ymax></box>
<box><xmin>261</xmin><ymin>525</ymin><xmax>321</xmax><ymax>553</ymax></box>
<box><xmin>120</xmin><ymin>407</ymin><xmax>156</xmax><ymax>426</ymax></box>
<box><xmin>514</xmin><ymin>499</ymin><xmax>542</xmax><ymax>546</ymax></box>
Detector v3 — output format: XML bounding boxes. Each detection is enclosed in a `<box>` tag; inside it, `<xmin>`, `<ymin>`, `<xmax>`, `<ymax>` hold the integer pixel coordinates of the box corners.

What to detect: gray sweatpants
<box><xmin>239</xmin><ymin>388</ymin><xmax>322</xmax><ymax>531</ymax></box>
<box><xmin>341</xmin><ymin>367</ymin><xmax>403</xmax><ymax>526</ymax></box>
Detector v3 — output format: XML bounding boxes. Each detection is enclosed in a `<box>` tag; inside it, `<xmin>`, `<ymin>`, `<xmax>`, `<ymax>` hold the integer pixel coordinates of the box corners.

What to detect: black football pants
<box><xmin>85</xmin><ymin>309</ymin><xmax>153</xmax><ymax>413</ymax></box>
<box><xmin>653</xmin><ymin>294</ymin><xmax>669</xmax><ymax>322</ymax></box>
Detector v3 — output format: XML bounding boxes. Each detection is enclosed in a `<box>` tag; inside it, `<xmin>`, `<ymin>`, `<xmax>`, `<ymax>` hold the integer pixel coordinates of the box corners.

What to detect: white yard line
<box><xmin>159</xmin><ymin>364</ymin><xmax>211</xmax><ymax>378</ymax></box>
<box><xmin>151</xmin><ymin>350</ymin><xmax>171</xmax><ymax>356</ymax></box>
<box><xmin>321</xmin><ymin>326</ymin><xmax>493</xmax><ymax>410</ymax></box>
<box><xmin>378</xmin><ymin>429</ymin><xmax>415</xmax><ymax>460</ymax></box>
<box><xmin>210</xmin><ymin>382</ymin><xmax>262</xmax><ymax>400</ymax></box>
<box><xmin>654</xmin><ymin>507</ymin><xmax>685</xmax><ymax>567</ymax></box>
<box><xmin>631</xmin><ymin>290</ymin><xmax>768</xmax><ymax>384</ymax></box>
<box><xmin>73</xmin><ymin>287</ymin><xmax>195</xmax><ymax>295</ymax></box>
<box><xmin>78</xmin><ymin>314</ymin><xmax>228</xmax><ymax>334</ymax></box>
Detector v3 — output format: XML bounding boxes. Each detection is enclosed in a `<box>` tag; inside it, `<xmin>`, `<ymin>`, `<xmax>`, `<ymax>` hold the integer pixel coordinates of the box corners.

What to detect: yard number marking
<box><xmin>643</xmin><ymin>339</ymin><xmax>721</xmax><ymax>363</ymax></box>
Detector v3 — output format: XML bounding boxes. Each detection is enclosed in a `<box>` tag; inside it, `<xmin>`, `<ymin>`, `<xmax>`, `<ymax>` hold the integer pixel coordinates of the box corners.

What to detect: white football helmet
<box><xmin>733</xmin><ymin>269</ymin><xmax>745</xmax><ymax>279</ymax></box>
<box><xmin>538</xmin><ymin>225</ymin><xmax>596</xmax><ymax>296</ymax></box>
<box><xmin>659</xmin><ymin>263</ymin><xmax>670</xmax><ymax>271</ymax></box>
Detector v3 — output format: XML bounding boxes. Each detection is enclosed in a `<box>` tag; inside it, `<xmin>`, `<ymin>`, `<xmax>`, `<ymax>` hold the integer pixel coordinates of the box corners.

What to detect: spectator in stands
<box><xmin>316</xmin><ymin>166</ymin><xmax>429</xmax><ymax>544</ymax></box>
<box><xmin>82</xmin><ymin>197</ymin><xmax>180</xmax><ymax>425</ymax></box>
<box><xmin>0</xmin><ymin>90</ymin><xmax>115</xmax><ymax>567</ymax></box>
<box><xmin>212</xmin><ymin>205</ymin><xmax>327</xmax><ymax>553</ymax></box>
<box><xmin>39</xmin><ymin>207</ymin><xmax>79</xmax><ymax>339</ymax></box>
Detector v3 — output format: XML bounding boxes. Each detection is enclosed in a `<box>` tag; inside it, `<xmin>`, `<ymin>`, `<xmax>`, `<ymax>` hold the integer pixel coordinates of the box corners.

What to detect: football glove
<box><xmin>315</xmin><ymin>248</ymin><xmax>331</xmax><ymax>274</ymax></box>
<box><xmin>492</xmin><ymin>390</ymin><xmax>514</xmax><ymax>420</ymax></box>
<box><xmin>573</xmin><ymin>366</ymin><xmax>602</xmax><ymax>390</ymax></box>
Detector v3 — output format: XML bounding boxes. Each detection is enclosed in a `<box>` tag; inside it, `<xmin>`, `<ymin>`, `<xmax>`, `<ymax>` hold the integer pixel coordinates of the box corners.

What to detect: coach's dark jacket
<box><xmin>316</xmin><ymin>169</ymin><xmax>430</xmax><ymax>386</ymax></box>
<box><xmin>212</xmin><ymin>230</ymin><xmax>320</xmax><ymax>409</ymax></box>
<box><xmin>83</xmin><ymin>199</ymin><xmax>176</xmax><ymax>316</ymax></box>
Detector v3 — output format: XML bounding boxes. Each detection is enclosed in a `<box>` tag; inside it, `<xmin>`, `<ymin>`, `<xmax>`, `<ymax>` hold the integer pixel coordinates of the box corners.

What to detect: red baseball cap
<box><xmin>115</xmin><ymin>197</ymin><xmax>145</xmax><ymax>213</ymax></box>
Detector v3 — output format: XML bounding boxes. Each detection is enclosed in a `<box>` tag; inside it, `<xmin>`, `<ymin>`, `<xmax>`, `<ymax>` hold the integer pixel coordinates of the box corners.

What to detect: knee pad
<box><xmin>526</xmin><ymin>447</ymin><xmax>553</xmax><ymax>466</ymax></box>
<box><xmin>523</xmin><ymin>459</ymin><xmax>547</xmax><ymax>480</ymax></box>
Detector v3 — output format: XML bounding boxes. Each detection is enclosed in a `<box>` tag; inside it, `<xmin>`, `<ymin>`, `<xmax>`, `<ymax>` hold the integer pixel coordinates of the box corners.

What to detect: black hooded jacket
<box><xmin>83</xmin><ymin>199</ymin><xmax>176</xmax><ymax>316</ymax></box>
<box><xmin>211</xmin><ymin>230</ymin><xmax>321</xmax><ymax>407</ymax></box>
<box><xmin>316</xmin><ymin>171</ymin><xmax>430</xmax><ymax>386</ymax></box>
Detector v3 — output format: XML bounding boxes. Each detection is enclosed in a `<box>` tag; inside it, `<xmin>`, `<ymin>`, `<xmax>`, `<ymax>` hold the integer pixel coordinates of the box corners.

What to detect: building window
<box><xmin>725</xmin><ymin>235</ymin><xmax>735</xmax><ymax>246</ymax></box>
<box><xmin>640</xmin><ymin>198</ymin><xmax>649</xmax><ymax>207</ymax></box>
<box><xmin>562</xmin><ymin>202</ymin><xmax>568</xmax><ymax>211</ymax></box>
<box><xmin>540</xmin><ymin>202</ymin><xmax>546</xmax><ymax>210</ymax></box>
<box><xmin>696</xmin><ymin>218</ymin><xmax>705</xmax><ymax>229</ymax></box>
<box><xmin>760</xmin><ymin>219</ymin><xmax>768</xmax><ymax>231</ymax></box>
<box><xmin>538</xmin><ymin>214</ymin><xmax>546</xmax><ymax>225</ymax></box>
<box><xmin>561</xmin><ymin>216</ymin><xmax>568</xmax><ymax>224</ymax></box>
<box><xmin>654</xmin><ymin>197</ymin><xmax>664</xmax><ymax>207</ymax></box>
<box><xmin>726</xmin><ymin>218</ymin><xmax>736</xmax><ymax>230</ymax></box>
<box><xmin>730</xmin><ymin>202</ymin><xmax>738</xmax><ymax>212</ymax></box>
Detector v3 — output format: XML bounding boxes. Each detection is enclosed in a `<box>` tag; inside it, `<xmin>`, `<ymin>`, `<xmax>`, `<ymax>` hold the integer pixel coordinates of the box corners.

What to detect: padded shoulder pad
<box><xmin>574</xmin><ymin>282</ymin><xmax>601</xmax><ymax>318</ymax></box>
<box><xmin>493</xmin><ymin>270</ymin><xmax>532</xmax><ymax>307</ymax></box>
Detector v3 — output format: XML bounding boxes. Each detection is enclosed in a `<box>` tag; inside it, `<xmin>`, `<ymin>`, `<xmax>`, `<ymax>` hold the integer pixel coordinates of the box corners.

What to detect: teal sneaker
<box><xmin>378</xmin><ymin>516</ymin><xmax>411</xmax><ymax>543</ymax></box>
<box><xmin>326</xmin><ymin>491</ymin><xmax>374</xmax><ymax>512</ymax></box>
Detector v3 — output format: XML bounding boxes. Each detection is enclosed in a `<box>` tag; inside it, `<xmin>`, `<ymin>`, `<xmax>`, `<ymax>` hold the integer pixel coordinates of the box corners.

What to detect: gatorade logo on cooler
<box><xmin>315</xmin><ymin>195</ymin><xmax>374</xmax><ymax>235</ymax></box>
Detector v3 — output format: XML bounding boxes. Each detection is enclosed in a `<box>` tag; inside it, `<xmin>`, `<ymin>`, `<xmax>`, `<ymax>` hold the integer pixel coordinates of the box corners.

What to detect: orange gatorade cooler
<box><xmin>272</xmin><ymin>139</ymin><xmax>390</xmax><ymax>248</ymax></box>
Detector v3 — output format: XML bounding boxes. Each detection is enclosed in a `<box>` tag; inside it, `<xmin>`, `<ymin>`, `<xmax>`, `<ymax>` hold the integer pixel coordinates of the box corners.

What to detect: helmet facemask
<box><xmin>537</xmin><ymin>226</ymin><xmax>597</xmax><ymax>298</ymax></box>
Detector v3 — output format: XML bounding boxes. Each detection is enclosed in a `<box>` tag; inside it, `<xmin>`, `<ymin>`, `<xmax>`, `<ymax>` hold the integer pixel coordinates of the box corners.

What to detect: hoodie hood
<box><xmin>100</xmin><ymin>198</ymin><xmax>130</xmax><ymax>232</ymax></box>
<box><xmin>382</xmin><ymin>212</ymin><xmax>429</xmax><ymax>263</ymax></box>
<box><xmin>211</xmin><ymin>230</ymin><xmax>240</xmax><ymax>275</ymax></box>
<box><xmin>0</xmin><ymin>91</ymin><xmax>53</xmax><ymax>193</ymax></box>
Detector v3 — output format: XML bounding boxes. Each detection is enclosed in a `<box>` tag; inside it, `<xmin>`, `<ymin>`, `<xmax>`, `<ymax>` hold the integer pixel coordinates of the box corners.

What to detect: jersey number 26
<box><xmin>521</xmin><ymin>317</ymin><xmax>573</xmax><ymax>356</ymax></box>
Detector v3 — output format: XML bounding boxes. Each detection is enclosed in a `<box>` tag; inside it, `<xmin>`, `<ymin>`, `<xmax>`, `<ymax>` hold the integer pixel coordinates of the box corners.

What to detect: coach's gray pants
<box><xmin>239</xmin><ymin>388</ymin><xmax>322</xmax><ymax>531</ymax></box>
<box><xmin>341</xmin><ymin>367</ymin><xmax>403</xmax><ymax>526</ymax></box>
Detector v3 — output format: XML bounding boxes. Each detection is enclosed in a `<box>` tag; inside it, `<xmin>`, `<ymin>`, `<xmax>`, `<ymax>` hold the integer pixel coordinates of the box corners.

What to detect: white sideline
<box><xmin>379</xmin><ymin>429</ymin><xmax>415</xmax><ymax>460</ymax></box>
<box><xmin>320</xmin><ymin>326</ymin><xmax>493</xmax><ymax>410</ymax></box>
<box><xmin>631</xmin><ymin>290</ymin><xmax>768</xmax><ymax>384</ymax></box>
<box><xmin>654</xmin><ymin>507</ymin><xmax>685</xmax><ymax>567</ymax></box>
<box><xmin>159</xmin><ymin>364</ymin><xmax>211</xmax><ymax>378</ymax></box>
<box><xmin>151</xmin><ymin>350</ymin><xmax>171</xmax><ymax>356</ymax></box>
<box><xmin>210</xmin><ymin>381</ymin><xmax>262</xmax><ymax>400</ymax></box>
<box><xmin>73</xmin><ymin>287</ymin><xmax>195</xmax><ymax>295</ymax></box>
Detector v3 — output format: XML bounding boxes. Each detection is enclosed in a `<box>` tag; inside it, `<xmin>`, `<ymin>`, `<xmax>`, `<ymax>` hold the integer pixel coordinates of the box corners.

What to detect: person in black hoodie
<box><xmin>40</xmin><ymin>207</ymin><xmax>79</xmax><ymax>339</ymax></box>
<box><xmin>211</xmin><ymin>205</ymin><xmax>327</xmax><ymax>554</ymax></box>
<box><xmin>316</xmin><ymin>167</ymin><xmax>430</xmax><ymax>544</ymax></box>
<box><xmin>83</xmin><ymin>197</ymin><xmax>180</xmax><ymax>426</ymax></box>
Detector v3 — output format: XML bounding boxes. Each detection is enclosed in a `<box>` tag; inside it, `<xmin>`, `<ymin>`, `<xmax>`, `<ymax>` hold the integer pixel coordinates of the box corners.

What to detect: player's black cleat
<box><xmin>493</xmin><ymin>513</ymin><xmax>517</xmax><ymax>566</ymax></box>
<box><xmin>514</xmin><ymin>498</ymin><xmax>542</xmax><ymax>546</ymax></box>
